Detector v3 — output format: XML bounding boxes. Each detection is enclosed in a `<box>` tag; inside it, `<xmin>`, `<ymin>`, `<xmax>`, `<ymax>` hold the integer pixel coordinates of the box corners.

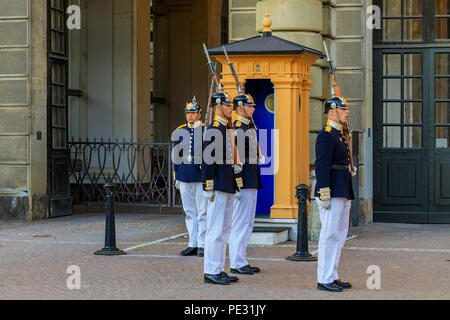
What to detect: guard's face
<box><xmin>243</xmin><ymin>105</ymin><xmax>255</xmax><ymax>118</ymax></box>
<box><xmin>221</xmin><ymin>103</ymin><xmax>233</xmax><ymax>119</ymax></box>
<box><xmin>337</xmin><ymin>108</ymin><xmax>349</xmax><ymax>123</ymax></box>
<box><xmin>196</xmin><ymin>112</ymin><xmax>202</xmax><ymax>121</ymax></box>
<box><xmin>185</xmin><ymin>112</ymin><xmax>197</xmax><ymax>124</ymax></box>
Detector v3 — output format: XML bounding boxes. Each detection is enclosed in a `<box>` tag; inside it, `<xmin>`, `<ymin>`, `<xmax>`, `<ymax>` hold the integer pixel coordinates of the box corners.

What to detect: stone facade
<box><xmin>0</xmin><ymin>0</ymin><xmax>373</xmax><ymax>226</ymax></box>
<box><xmin>0</xmin><ymin>0</ymin><xmax>48</xmax><ymax>220</ymax></box>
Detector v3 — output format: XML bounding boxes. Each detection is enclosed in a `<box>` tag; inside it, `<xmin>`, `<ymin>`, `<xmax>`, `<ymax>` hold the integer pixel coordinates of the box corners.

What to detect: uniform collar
<box><xmin>237</xmin><ymin>116</ymin><xmax>250</xmax><ymax>125</ymax></box>
<box><xmin>214</xmin><ymin>115</ymin><xmax>228</xmax><ymax>126</ymax></box>
<box><xmin>326</xmin><ymin>119</ymin><xmax>342</xmax><ymax>131</ymax></box>
<box><xmin>187</xmin><ymin>122</ymin><xmax>194</xmax><ymax>129</ymax></box>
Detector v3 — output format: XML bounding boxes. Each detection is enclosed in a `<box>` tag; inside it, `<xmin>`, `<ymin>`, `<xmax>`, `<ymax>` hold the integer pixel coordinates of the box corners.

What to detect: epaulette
<box><xmin>324</xmin><ymin>125</ymin><xmax>332</xmax><ymax>133</ymax></box>
<box><xmin>213</xmin><ymin>121</ymin><xmax>220</xmax><ymax>128</ymax></box>
<box><xmin>235</xmin><ymin>121</ymin><xmax>242</xmax><ymax>128</ymax></box>
<box><xmin>177</xmin><ymin>124</ymin><xmax>187</xmax><ymax>130</ymax></box>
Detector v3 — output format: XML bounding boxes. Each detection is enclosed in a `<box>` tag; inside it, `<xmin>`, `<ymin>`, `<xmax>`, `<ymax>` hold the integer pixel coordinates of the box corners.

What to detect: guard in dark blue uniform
<box><xmin>202</xmin><ymin>91</ymin><xmax>240</xmax><ymax>285</ymax></box>
<box><xmin>172</xmin><ymin>97</ymin><xmax>207</xmax><ymax>257</ymax></box>
<box><xmin>314</xmin><ymin>96</ymin><xmax>355</xmax><ymax>292</ymax></box>
<box><xmin>229</xmin><ymin>94</ymin><xmax>263</xmax><ymax>275</ymax></box>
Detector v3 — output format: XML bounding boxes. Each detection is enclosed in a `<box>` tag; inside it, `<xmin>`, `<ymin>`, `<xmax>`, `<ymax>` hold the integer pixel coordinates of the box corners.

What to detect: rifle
<box><xmin>222</xmin><ymin>45</ymin><xmax>262</xmax><ymax>161</ymax></box>
<box><xmin>323</xmin><ymin>40</ymin><xmax>355</xmax><ymax>172</ymax></box>
<box><xmin>222</xmin><ymin>46</ymin><xmax>244</xmax><ymax>95</ymax></box>
<box><xmin>205</xmin><ymin>70</ymin><xmax>215</xmax><ymax>126</ymax></box>
<box><xmin>203</xmin><ymin>43</ymin><xmax>222</xmax><ymax>92</ymax></box>
<box><xmin>323</xmin><ymin>40</ymin><xmax>341</xmax><ymax>97</ymax></box>
<box><xmin>202</xmin><ymin>43</ymin><xmax>241</xmax><ymax>167</ymax></box>
<box><xmin>222</xmin><ymin>46</ymin><xmax>257</xmax><ymax>130</ymax></box>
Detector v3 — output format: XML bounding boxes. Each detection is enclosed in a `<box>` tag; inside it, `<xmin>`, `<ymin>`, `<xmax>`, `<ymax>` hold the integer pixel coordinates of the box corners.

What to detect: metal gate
<box><xmin>69</xmin><ymin>139</ymin><xmax>181</xmax><ymax>210</ymax></box>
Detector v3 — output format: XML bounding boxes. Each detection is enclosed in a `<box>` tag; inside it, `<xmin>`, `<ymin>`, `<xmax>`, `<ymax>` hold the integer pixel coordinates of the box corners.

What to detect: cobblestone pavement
<box><xmin>0</xmin><ymin>211</ymin><xmax>449</xmax><ymax>300</ymax></box>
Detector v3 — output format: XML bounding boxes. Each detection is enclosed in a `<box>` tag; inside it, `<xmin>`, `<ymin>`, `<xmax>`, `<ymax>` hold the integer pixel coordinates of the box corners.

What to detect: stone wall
<box><xmin>0</xmin><ymin>0</ymin><xmax>48</xmax><ymax>220</ymax></box>
<box><xmin>229</xmin><ymin>0</ymin><xmax>258</xmax><ymax>42</ymax></box>
<box><xmin>312</xmin><ymin>0</ymin><xmax>374</xmax><ymax>237</ymax></box>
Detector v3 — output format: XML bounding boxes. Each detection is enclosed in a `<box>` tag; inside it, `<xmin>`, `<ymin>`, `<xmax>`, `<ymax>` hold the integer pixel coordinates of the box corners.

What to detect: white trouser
<box><xmin>316</xmin><ymin>197</ymin><xmax>351</xmax><ymax>284</ymax></box>
<box><xmin>204</xmin><ymin>190</ymin><xmax>235</xmax><ymax>275</ymax></box>
<box><xmin>179</xmin><ymin>182</ymin><xmax>207</xmax><ymax>248</ymax></box>
<box><xmin>229</xmin><ymin>189</ymin><xmax>258</xmax><ymax>269</ymax></box>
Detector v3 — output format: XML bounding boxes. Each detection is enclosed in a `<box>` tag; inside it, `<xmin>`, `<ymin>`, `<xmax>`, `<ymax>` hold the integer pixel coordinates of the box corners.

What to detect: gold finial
<box><xmin>262</xmin><ymin>8</ymin><xmax>272</xmax><ymax>32</ymax></box>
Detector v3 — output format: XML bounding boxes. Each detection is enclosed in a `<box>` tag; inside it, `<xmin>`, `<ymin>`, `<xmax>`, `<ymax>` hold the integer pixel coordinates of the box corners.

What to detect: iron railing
<box><xmin>69</xmin><ymin>139</ymin><xmax>181</xmax><ymax>209</ymax></box>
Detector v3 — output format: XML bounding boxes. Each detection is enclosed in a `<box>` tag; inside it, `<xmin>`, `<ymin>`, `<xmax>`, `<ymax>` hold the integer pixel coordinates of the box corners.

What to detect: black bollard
<box><xmin>95</xmin><ymin>182</ymin><xmax>126</xmax><ymax>256</ymax></box>
<box><xmin>286</xmin><ymin>184</ymin><xmax>317</xmax><ymax>261</ymax></box>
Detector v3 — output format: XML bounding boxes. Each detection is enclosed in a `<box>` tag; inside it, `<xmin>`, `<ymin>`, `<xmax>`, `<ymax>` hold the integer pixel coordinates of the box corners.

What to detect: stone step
<box><xmin>249</xmin><ymin>226</ymin><xmax>290</xmax><ymax>245</ymax></box>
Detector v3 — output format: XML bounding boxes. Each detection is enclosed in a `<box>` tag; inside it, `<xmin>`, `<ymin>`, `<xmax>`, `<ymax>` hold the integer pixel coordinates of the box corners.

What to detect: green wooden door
<box><xmin>374</xmin><ymin>48</ymin><xmax>450</xmax><ymax>223</ymax></box>
<box><xmin>429</xmin><ymin>49</ymin><xmax>450</xmax><ymax>223</ymax></box>
<box><xmin>374</xmin><ymin>49</ymin><xmax>430</xmax><ymax>223</ymax></box>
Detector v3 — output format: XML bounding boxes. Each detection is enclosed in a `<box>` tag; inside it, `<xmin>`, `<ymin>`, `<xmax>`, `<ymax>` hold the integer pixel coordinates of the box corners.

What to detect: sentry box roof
<box><xmin>208</xmin><ymin>32</ymin><xmax>325</xmax><ymax>58</ymax></box>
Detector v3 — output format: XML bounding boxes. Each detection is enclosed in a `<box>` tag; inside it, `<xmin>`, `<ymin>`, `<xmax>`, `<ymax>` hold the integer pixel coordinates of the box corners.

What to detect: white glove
<box><xmin>258</xmin><ymin>155</ymin><xmax>266</xmax><ymax>165</ymax></box>
<box><xmin>235</xmin><ymin>191</ymin><xmax>241</xmax><ymax>201</ymax></box>
<box><xmin>317</xmin><ymin>199</ymin><xmax>331</xmax><ymax>210</ymax></box>
<box><xmin>193</xmin><ymin>120</ymin><xmax>202</xmax><ymax>128</ymax></box>
<box><xmin>351</xmin><ymin>166</ymin><xmax>357</xmax><ymax>177</ymax></box>
<box><xmin>175</xmin><ymin>180</ymin><xmax>181</xmax><ymax>190</ymax></box>
<box><xmin>233</xmin><ymin>164</ymin><xmax>242</xmax><ymax>174</ymax></box>
<box><xmin>204</xmin><ymin>190</ymin><xmax>215</xmax><ymax>201</ymax></box>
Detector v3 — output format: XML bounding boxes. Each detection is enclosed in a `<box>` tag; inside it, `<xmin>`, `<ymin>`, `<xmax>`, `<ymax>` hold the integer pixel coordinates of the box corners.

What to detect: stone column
<box><xmin>132</xmin><ymin>0</ymin><xmax>151</xmax><ymax>181</ymax></box>
<box><xmin>270</xmin><ymin>75</ymin><xmax>302</xmax><ymax>219</ymax></box>
<box><xmin>299</xmin><ymin>79</ymin><xmax>313</xmax><ymax>183</ymax></box>
<box><xmin>133</xmin><ymin>0</ymin><xmax>151</xmax><ymax>143</ymax></box>
<box><xmin>0</xmin><ymin>0</ymin><xmax>48</xmax><ymax>220</ymax></box>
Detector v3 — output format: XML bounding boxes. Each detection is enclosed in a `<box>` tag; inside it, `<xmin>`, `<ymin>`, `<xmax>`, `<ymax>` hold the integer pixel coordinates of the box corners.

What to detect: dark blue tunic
<box><xmin>233</xmin><ymin>118</ymin><xmax>263</xmax><ymax>190</ymax></box>
<box><xmin>314</xmin><ymin>122</ymin><xmax>354</xmax><ymax>200</ymax></box>
<box><xmin>201</xmin><ymin>116</ymin><xmax>239</xmax><ymax>194</ymax></box>
<box><xmin>172</xmin><ymin>123</ymin><xmax>204</xmax><ymax>183</ymax></box>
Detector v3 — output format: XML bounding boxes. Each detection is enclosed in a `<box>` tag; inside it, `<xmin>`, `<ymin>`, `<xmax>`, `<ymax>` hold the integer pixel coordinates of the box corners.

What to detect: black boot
<box><xmin>247</xmin><ymin>265</ymin><xmax>260</xmax><ymax>273</ymax></box>
<box><xmin>180</xmin><ymin>247</ymin><xmax>197</xmax><ymax>256</ymax></box>
<box><xmin>317</xmin><ymin>282</ymin><xmax>343</xmax><ymax>292</ymax></box>
<box><xmin>204</xmin><ymin>273</ymin><xmax>230</xmax><ymax>285</ymax></box>
<box><xmin>220</xmin><ymin>272</ymin><xmax>239</xmax><ymax>282</ymax></box>
<box><xmin>333</xmin><ymin>279</ymin><xmax>352</xmax><ymax>289</ymax></box>
<box><xmin>230</xmin><ymin>265</ymin><xmax>254</xmax><ymax>275</ymax></box>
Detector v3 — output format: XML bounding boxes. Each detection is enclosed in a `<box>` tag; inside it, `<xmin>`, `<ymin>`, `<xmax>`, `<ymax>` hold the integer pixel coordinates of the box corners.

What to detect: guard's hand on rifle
<box><xmin>204</xmin><ymin>190</ymin><xmax>215</xmax><ymax>202</ymax></box>
<box><xmin>317</xmin><ymin>199</ymin><xmax>331</xmax><ymax>210</ymax></box>
<box><xmin>233</xmin><ymin>164</ymin><xmax>243</xmax><ymax>175</ymax></box>
<box><xmin>235</xmin><ymin>191</ymin><xmax>241</xmax><ymax>201</ymax></box>
<box><xmin>318</xmin><ymin>187</ymin><xmax>331</xmax><ymax>209</ymax></box>
<box><xmin>258</xmin><ymin>155</ymin><xmax>266</xmax><ymax>165</ymax></box>
<box><xmin>175</xmin><ymin>180</ymin><xmax>181</xmax><ymax>190</ymax></box>
<box><xmin>351</xmin><ymin>166</ymin><xmax>357</xmax><ymax>177</ymax></box>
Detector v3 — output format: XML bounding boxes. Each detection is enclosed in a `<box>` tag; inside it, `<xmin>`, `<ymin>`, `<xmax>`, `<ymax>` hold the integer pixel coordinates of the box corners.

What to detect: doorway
<box><xmin>373</xmin><ymin>48</ymin><xmax>450</xmax><ymax>223</ymax></box>
<box><xmin>245</xmin><ymin>79</ymin><xmax>274</xmax><ymax>215</ymax></box>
